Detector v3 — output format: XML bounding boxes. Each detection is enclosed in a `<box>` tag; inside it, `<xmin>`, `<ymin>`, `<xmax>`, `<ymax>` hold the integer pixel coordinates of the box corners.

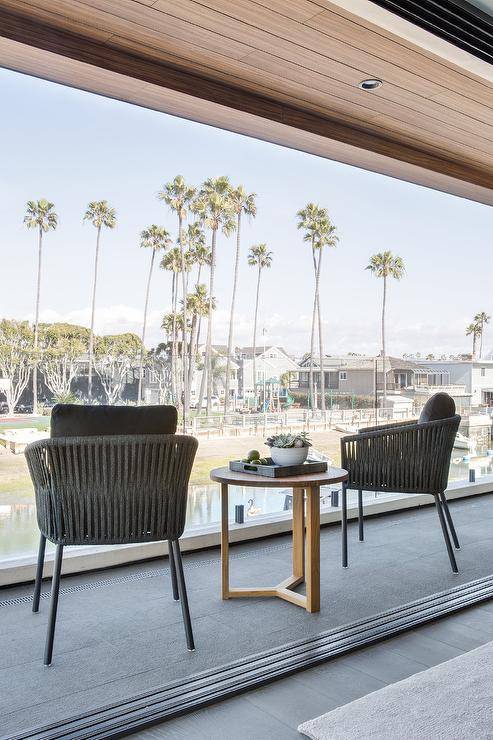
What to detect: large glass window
<box><xmin>0</xmin><ymin>66</ymin><xmax>492</xmax><ymax>570</ymax></box>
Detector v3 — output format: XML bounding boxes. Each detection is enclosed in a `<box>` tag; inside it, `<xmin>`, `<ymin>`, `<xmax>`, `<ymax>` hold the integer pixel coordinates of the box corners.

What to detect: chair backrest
<box><xmin>25</xmin><ymin>434</ymin><xmax>197</xmax><ymax>546</ymax></box>
<box><xmin>419</xmin><ymin>393</ymin><xmax>456</xmax><ymax>424</ymax></box>
<box><xmin>50</xmin><ymin>403</ymin><xmax>177</xmax><ymax>437</ymax></box>
<box><xmin>342</xmin><ymin>413</ymin><xmax>460</xmax><ymax>495</ymax></box>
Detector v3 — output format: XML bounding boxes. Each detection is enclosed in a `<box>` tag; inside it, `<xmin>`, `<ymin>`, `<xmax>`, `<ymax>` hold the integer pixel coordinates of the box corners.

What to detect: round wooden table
<box><xmin>210</xmin><ymin>466</ymin><xmax>348</xmax><ymax>613</ymax></box>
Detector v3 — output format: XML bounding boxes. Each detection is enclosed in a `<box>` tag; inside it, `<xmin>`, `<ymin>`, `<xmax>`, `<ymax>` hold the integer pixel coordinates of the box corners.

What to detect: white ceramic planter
<box><xmin>270</xmin><ymin>446</ymin><xmax>308</xmax><ymax>466</ymax></box>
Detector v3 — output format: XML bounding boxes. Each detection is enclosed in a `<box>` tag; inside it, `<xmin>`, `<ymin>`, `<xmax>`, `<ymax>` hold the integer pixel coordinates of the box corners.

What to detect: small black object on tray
<box><xmin>229</xmin><ymin>458</ymin><xmax>327</xmax><ymax>478</ymax></box>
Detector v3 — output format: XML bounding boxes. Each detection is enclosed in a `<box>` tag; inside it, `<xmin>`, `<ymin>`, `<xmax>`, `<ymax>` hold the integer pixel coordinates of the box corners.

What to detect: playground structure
<box><xmin>252</xmin><ymin>377</ymin><xmax>294</xmax><ymax>413</ymax></box>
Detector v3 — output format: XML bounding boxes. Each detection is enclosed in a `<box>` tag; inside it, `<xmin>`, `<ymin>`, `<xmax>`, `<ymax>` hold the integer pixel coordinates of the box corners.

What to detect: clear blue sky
<box><xmin>1</xmin><ymin>67</ymin><xmax>491</xmax><ymax>358</ymax></box>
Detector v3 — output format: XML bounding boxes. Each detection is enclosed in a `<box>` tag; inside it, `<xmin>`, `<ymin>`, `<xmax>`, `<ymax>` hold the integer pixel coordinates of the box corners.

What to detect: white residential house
<box><xmin>237</xmin><ymin>345</ymin><xmax>300</xmax><ymax>402</ymax></box>
<box><xmin>417</xmin><ymin>357</ymin><xmax>493</xmax><ymax>408</ymax></box>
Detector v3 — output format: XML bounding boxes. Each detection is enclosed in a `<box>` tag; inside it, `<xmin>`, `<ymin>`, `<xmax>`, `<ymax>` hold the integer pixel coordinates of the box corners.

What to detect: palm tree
<box><xmin>474</xmin><ymin>311</ymin><xmax>491</xmax><ymax>358</ymax></box>
<box><xmin>185</xmin><ymin>221</ymin><xmax>209</xmax><ymax>287</ymax></box>
<box><xmin>366</xmin><ymin>251</ymin><xmax>405</xmax><ymax>409</ymax></box>
<box><xmin>247</xmin><ymin>244</ymin><xmax>273</xmax><ymax>408</ymax></box>
<box><xmin>225</xmin><ymin>185</ymin><xmax>257</xmax><ymax>412</ymax></box>
<box><xmin>466</xmin><ymin>322</ymin><xmax>481</xmax><ymax>358</ymax></box>
<box><xmin>137</xmin><ymin>225</ymin><xmax>171</xmax><ymax>405</ymax></box>
<box><xmin>162</xmin><ymin>311</ymin><xmax>188</xmax><ymax>367</ymax></box>
<box><xmin>83</xmin><ymin>200</ymin><xmax>116</xmax><ymax>402</ymax></box>
<box><xmin>312</xmin><ymin>213</ymin><xmax>338</xmax><ymax>414</ymax></box>
<box><xmin>297</xmin><ymin>203</ymin><xmax>334</xmax><ymax>413</ymax></box>
<box><xmin>158</xmin><ymin>176</ymin><xmax>196</xmax><ymax>427</ymax></box>
<box><xmin>24</xmin><ymin>199</ymin><xmax>58</xmax><ymax>414</ymax></box>
<box><xmin>190</xmin><ymin>242</ymin><xmax>212</xmax><ymax>289</ymax></box>
<box><xmin>161</xmin><ymin>246</ymin><xmax>183</xmax><ymax>404</ymax></box>
<box><xmin>192</xmin><ymin>176</ymin><xmax>235</xmax><ymax>415</ymax></box>
<box><xmin>186</xmin><ymin>284</ymin><xmax>214</xmax><ymax>399</ymax></box>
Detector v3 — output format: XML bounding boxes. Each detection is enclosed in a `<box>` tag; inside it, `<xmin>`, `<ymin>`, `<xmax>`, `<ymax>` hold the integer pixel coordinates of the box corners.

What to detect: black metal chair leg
<box><xmin>168</xmin><ymin>540</ymin><xmax>179</xmax><ymax>601</ymax></box>
<box><xmin>435</xmin><ymin>497</ymin><xmax>458</xmax><ymax>574</ymax></box>
<box><xmin>171</xmin><ymin>540</ymin><xmax>195</xmax><ymax>651</ymax></box>
<box><xmin>439</xmin><ymin>493</ymin><xmax>460</xmax><ymax>549</ymax></box>
<box><xmin>33</xmin><ymin>533</ymin><xmax>46</xmax><ymax>613</ymax></box>
<box><xmin>44</xmin><ymin>544</ymin><xmax>64</xmax><ymax>666</ymax></box>
<box><xmin>342</xmin><ymin>483</ymin><xmax>348</xmax><ymax>568</ymax></box>
<box><xmin>358</xmin><ymin>490</ymin><xmax>364</xmax><ymax>542</ymax></box>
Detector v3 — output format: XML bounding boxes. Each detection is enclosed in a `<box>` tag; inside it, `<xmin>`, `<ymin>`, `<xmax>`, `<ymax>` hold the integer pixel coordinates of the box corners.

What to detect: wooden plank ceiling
<box><xmin>1</xmin><ymin>0</ymin><xmax>493</xmax><ymax>203</ymax></box>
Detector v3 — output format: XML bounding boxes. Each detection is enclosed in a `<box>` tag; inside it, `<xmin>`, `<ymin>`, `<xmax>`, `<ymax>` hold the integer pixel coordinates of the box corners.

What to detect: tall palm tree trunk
<box><xmin>224</xmin><ymin>212</ymin><xmax>242</xmax><ymax>412</ymax></box>
<box><xmin>308</xmin><ymin>242</ymin><xmax>317</xmax><ymax>414</ymax></box>
<box><xmin>178</xmin><ymin>214</ymin><xmax>189</xmax><ymax>429</ymax></box>
<box><xmin>137</xmin><ymin>249</ymin><xmax>155</xmax><ymax>406</ymax></box>
<box><xmin>88</xmin><ymin>225</ymin><xmax>101</xmax><ymax>403</ymax></box>
<box><xmin>316</xmin><ymin>249</ymin><xmax>325</xmax><ymax>412</ymax></box>
<box><xmin>381</xmin><ymin>274</ymin><xmax>387</xmax><ymax>410</ymax></box>
<box><xmin>32</xmin><ymin>227</ymin><xmax>43</xmax><ymax>414</ymax></box>
<box><xmin>188</xmin><ymin>314</ymin><xmax>198</xmax><ymax>396</ymax></box>
<box><xmin>191</xmin><ymin>264</ymin><xmax>205</xmax><ymax>400</ymax></box>
<box><xmin>472</xmin><ymin>332</ymin><xmax>477</xmax><ymax>358</ymax></box>
<box><xmin>171</xmin><ymin>273</ymin><xmax>178</xmax><ymax>404</ymax></box>
<box><xmin>203</xmin><ymin>229</ymin><xmax>217</xmax><ymax>416</ymax></box>
<box><xmin>252</xmin><ymin>264</ymin><xmax>262</xmax><ymax>409</ymax></box>
<box><xmin>196</xmin><ymin>315</ymin><xmax>203</xmax><ymax>358</ymax></box>
<box><xmin>479</xmin><ymin>324</ymin><xmax>484</xmax><ymax>359</ymax></box>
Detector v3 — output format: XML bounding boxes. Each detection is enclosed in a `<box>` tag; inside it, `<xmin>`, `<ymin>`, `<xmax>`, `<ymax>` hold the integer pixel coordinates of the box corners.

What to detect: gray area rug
<box><xmin>299</xmin><ymin>639</ymin><xmax>493</xmax><ymax>739</ymax></box>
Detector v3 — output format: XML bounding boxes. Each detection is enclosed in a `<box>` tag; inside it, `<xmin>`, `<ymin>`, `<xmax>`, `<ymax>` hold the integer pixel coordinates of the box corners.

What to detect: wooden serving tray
<box><xmin>229</xmin><ymin>458</ymin><xmax>328</xmax><ymax>478</ymax></box>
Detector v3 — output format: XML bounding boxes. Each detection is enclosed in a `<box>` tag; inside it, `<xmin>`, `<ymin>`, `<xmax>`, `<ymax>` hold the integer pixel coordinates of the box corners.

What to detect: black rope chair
<box><xmin>25</xmin><ymin>404</ymin><xmax>198</xmax><ymax>665</ymax></box>
<box><xmin>340</xmin><ymin>393</ymin><xmax>461</xmax><ymax>574</ymax></box>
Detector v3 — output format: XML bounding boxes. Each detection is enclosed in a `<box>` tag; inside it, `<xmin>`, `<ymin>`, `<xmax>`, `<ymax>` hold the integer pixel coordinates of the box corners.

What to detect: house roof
<box><xmin>211</xmin><ymin>345</ymin><xmax>229</xmax><ymax>356</ymax></box>
<box><xmin>299</xmin><ymin>355</ymin><xmax>425</xmax><ymax>372</ymax></box>
<box><xmin>238</xmin><ymin>345</ymin><xmax>291</xmax><ymax>359</ymax></box>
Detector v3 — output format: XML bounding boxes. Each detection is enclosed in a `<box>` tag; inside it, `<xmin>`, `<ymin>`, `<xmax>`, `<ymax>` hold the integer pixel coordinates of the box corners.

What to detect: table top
<box><xmin>210</xmin><ymin>465</ymin><xmax>348</xmax><ymax>488</ymax></box>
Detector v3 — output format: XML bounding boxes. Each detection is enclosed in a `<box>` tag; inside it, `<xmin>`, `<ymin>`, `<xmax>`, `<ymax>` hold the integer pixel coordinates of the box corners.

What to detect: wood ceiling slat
<box><xmin>0</xmin><ymin>0</ymin><xmax>113</xmax><ymax>41</ymax></box>
<box><xmin>237</xmin><ymin>0</ymin><xmax>323</xmax><ymax>23</ymax></box>
<box><xmin>11</xmin><ymin>0</ymin><xmax>253</xmax><ymax>59</ymax></box>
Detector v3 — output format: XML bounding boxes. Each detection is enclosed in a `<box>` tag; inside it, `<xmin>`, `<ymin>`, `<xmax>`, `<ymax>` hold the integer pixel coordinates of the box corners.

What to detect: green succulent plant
<box><xmin>265</xmin><ymin>432</ymin><xmax>312</xmax><ymax>449</ymax></box>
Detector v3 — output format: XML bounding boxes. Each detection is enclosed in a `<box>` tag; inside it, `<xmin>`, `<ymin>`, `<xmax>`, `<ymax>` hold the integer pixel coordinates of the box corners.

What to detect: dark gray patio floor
<box><xmin>1</xmin><ymin>491</ymin><xmax>493</xmax><ymax>738</ymax></box>
<box><xmin>132</xmin><ymin>600</ymin><xmax>493</xmax><ymax>739</ymax></box>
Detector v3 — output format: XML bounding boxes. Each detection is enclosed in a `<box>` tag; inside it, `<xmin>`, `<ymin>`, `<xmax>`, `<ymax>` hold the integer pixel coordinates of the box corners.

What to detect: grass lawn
<box><xmin>0</xmin><ymin>430</ymin><xmax>343</xmax><ymax>499</ymax></box>
<box><xmin>0</xmin><ymin>416</ymin><xmax>49</xmax><ymax>432</ymax></box>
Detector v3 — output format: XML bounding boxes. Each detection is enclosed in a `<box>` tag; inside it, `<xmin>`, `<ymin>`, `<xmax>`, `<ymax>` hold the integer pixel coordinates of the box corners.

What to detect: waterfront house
<box><xmin>296</xmin><ymin>354</ymin><xmax>471</xmax><ymax>409</ymax></box>
<box><xmin>417</xmin><ymin>357</ymin><xmax>493</xmax><ymax>408</ymax></box>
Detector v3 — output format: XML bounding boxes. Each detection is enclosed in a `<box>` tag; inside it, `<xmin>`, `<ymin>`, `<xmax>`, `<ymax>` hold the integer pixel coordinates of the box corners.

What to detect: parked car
<box><xmin>190</xmin><ymin>395</ymin><xmax>220</xmax><ymax>410</ymax></box>
<box><xmin>14</xmin><ymin>403</ymin><xmax>33</xmax><ymax>414</ymax></box>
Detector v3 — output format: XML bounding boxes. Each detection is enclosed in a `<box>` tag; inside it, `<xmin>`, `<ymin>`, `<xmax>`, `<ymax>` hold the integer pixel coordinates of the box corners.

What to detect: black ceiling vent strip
<box><xmin>370</xmin><ymin>0</ymin><xmax>493</xmax><ymax>66</ymax></box>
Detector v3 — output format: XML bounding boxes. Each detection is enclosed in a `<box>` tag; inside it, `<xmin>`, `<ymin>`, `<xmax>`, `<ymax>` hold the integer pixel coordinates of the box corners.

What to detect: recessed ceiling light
<box><xmin>358</xmin><ymin>79</ymin><xmax>383</xmax><ymax>91</ymax></box>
